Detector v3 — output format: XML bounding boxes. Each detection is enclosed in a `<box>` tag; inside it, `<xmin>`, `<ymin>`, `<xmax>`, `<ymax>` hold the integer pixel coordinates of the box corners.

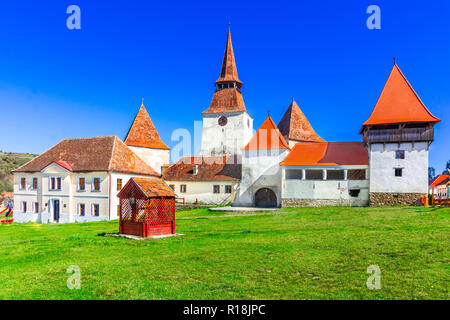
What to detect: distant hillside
<box><xmin>0</xmin><ymin>152</ymin><xmax>38</xmax><ymax>193</ymax></box>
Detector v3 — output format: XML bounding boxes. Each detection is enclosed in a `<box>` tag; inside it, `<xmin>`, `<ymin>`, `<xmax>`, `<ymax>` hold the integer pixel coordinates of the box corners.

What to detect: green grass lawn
<box><xmin>0</xmin><ymin>206</ymin><xmax>448</xmax><ymax>300</ymax></box>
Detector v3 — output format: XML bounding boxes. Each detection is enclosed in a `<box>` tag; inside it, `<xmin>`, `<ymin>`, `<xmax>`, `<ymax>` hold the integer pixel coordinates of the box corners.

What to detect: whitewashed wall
<box><xmin>369</xmin><ymin>142</ymin><xmax>428</xmax><ymax>193</ymax></box>
<box><xmin>165</xmin><ymin>180</ymin><xmax>238</xmax><ymax>205</ymax></box>
<box><xmin>128</xmin><ymin>146</ymin><xmax>169</xmax><ymax>174</ymax></box>
<box><xmin>200</xmin><ymin>112</ymin><xmax>253</xmax><ymax>156</ymax></box>
<box><xmin>281</xmin><ymin>165</ymin><xmax>369</xmax><ymax>205</ymax></box>
<box><xmin>13</xmin><ymin>165</ymin><xmax>156</xmax><ymax>224</ymax></box>
<box><xmin>234</xmin><ymin>149</ymin><xmax>289</xmax><ymax>207</ymax></box>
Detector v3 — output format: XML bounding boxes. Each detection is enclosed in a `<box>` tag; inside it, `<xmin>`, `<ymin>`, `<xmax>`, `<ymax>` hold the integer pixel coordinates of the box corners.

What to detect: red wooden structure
<box><xmin>117</xmin><ymin>177</ymin><xmax>176</xmax><ymax>237</ymax></box>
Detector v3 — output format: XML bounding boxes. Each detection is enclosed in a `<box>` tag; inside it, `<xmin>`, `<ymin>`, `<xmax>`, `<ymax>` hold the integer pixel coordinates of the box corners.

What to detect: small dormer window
<box><xmin>193</xmin><ymin>165</ymin><xmax>198</xmax><ymax>175</ymax></box>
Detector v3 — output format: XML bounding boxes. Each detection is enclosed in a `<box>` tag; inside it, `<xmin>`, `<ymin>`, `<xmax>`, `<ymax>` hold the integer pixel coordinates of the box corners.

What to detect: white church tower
<box><xmin>361</xmin><ymin>62</ymin><xmax>440</xmax><ymax>206</ymax></box>
<box><xmin>200</xmin><ymin>27</ymin><xmax>253</xmax><ymax>156</ymax></box>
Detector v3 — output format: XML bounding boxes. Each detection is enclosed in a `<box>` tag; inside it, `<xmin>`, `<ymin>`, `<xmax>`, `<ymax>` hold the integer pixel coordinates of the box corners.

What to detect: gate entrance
<box><xmin>254</xmin><ymin>188</ymin><xmax>277</xmax><ymax>208</ymax></box>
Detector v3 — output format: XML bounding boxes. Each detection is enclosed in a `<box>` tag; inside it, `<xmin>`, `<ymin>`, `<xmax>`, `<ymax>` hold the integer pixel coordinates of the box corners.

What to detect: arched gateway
<box><xmin>254</xmin><ymin>188</ymin><xmax>277</xmax><ymax>208</ymax></box>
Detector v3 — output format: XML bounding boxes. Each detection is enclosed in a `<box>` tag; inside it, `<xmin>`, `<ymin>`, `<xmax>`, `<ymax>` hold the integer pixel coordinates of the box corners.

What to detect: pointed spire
<box><xmin>278</xmin><ymin>99</ymin><xmax>325</xmax><ymax>143</ymax></box>
<box><xmin>362</xmin><ymin>63</ymin><xmax>440</xmax><ymax>127</ymax></box>
<box><xmin>124</xmin><ymin>104</ymin><xmax>170</xmax><ymax>150</ymax></box>
<box><xmin>244</xmin><ymin>115</ymin><xmax>290</xmax><ymax>151</ymax></box>
<box><xmin>215</xmin><ymin>27</ymin><xmax>242</xmax><ymax>88</ymax></box>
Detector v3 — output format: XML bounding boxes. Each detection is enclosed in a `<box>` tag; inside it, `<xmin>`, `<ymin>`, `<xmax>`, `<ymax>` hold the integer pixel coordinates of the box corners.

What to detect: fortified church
<box><xmin>12</xmin><ymin>27</ymin><xmax>441</xmax><ymax>223</ymax></box>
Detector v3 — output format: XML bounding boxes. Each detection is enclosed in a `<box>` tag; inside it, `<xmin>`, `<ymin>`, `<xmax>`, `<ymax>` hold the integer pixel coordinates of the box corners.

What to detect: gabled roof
<box><xmin>133</xmin><ymin>177</ymin><xmax>175</xmax><ymax>198</ymax></box>
<box><xmin>124</xmin><ymin>104</ymin><xmax>170</xmax><ymax>150</ymax></box>
<box><xmin>280</xmin><ymin>142</ymin><xmax>368</xmax><ymax>166</ymax></box>
<box><xmin>215</xmin><ymin>28</ymin><xmax>242</xmax><ymax>86</ymax></box>
<box><xmin>277</xmin><ymin>99</ymin><xmax>325</xmax><ymax>143</ymax></box>
<box><xmin>51</xmin><ymin>161</ymin><xmax>73</xmax><ymax>172</ymax></box>
<box><xmin>13</xmin><ymin>136</ymin><xmax>160</xmax><ymax>176</ymax></box>
<box><xmin>429</xmin><ymin>174</ymin><xmax>450</xmax><ymax>188</ymax></box>
<box><xmin>202</xmin><ymin>88</ymin><xmax>246</xmax><ymax>114</ymax></box>
<box><xmin>362</xmin><ymin>64</ymin><xmax>440</xmax><ymax>129</ymax></box>
<box><xmin>163</xmin><ymin>155</ymin><xmax>241</xmax><ymax>181</ymax></box>
<box><xmin>437</xmin><ymin>177</ymin><xmax>450</xmax><ymax>186</ymax></box>
<box><xmin>244</xmin><ymin>115</ymin><xmax>290</xmax><ymax>151</ymax></box>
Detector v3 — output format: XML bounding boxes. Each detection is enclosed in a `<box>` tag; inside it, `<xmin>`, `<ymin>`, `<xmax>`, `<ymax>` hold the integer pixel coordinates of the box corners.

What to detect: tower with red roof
<box><xmin>360</xmin><ymin>63</ymin><xmax>440</xmax><ymax>206</ymax></box>
<box><xmin>124</xmin><ymin>103</ymin><xmax>170</xmax><ymax>174</ymax></box>
<box><xmin>200</xmin><ymin>27</ymin><xmax>254</xmax><ymax>156</ymax></box>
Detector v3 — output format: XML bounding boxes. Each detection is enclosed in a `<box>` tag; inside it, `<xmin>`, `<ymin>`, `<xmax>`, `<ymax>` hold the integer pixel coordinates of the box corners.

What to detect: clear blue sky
<box><xmin>0</xmin><ymin>0</ymin><xmax>448</xmax><ymax>171</ymax></box>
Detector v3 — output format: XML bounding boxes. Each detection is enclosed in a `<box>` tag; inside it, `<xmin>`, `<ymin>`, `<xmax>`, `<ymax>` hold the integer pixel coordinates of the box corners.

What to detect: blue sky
<box><xmin>0</xmin><ymin>0</ymin><xmax>449</xmax><ymax>171</ymax></box>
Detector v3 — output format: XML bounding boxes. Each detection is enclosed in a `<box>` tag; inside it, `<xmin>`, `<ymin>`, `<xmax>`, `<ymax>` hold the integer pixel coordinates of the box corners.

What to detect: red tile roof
<box><xmin>215</xmin><ymin>29</ymin><xmax>242</xmax><ymax>87</ymax></box>
<box><xmin>163</xmin><ymin>155</ymin><xmax>241</xmax><ymax>181</ymax></box>
<box><xmin>243</xmin><ymin>116</ymin><xmax>290</xmax><ymax>151</ymax></box>
<box><xmin>429</xmin><ymin>174</ymin><xmax>450</xmax><ymax>188</ymax></box>
<box><xmin>52</xmin><ymin>161</ymin><xmax>73</xmax><ymax>171</ymax></box>
<box><xmin>132</xmin><ymin>177</ymin><xmax>175</xmax><ymax>198</ymax></box>
<box><xmin>278</xmin><ymin>99</ymin><xmax>325</xmax><ymax>143</ymax></box>
<box><xmin>280</xmin><ymin>142</ymin><xmax>368</xmax><ymax>166</ymax></box>
<box><xmin>202</xmin><ymin>88</ymin><xmax>246</xmax><ymax>114</ymax></box>
<box><xmin>13</xmin><ymin>136</ymin><xmax>160</xmax><ymax>176</ymax></box>
<box><xmin>362</xmin><ymin>64</ymin><xmax>440</xmax><ymax>128</ymax></box>
<box><xmin>124</xmin><ymin>104</ymin><xmax>170</xmax><ymax>150</ymax></box>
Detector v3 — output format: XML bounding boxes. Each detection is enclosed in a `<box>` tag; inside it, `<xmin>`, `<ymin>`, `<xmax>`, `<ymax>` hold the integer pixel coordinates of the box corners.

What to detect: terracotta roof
<box><xmin>202</xmin><ymin>88</ymin><xmax>246</xmax><ymax>114</ymax></box>
<box><xmin>52</xmin><ymin>161</ymin><xmax>73</xmax><ymax>171</ymax></box>
<box><xmin>243</xmin><ymin>116</ymin><xmax>290</xmax><ymax>151</ymax></box>
<box><xmin>131</xmin><ymin>177</ymin><xmax>175</xmax><ymax>198</ymax></box>
<box><xmin>13</xmin><ymin>136</ymin><xmax>160</xmax><ymax>176</ymax></box>
<box><xmin>429</xmin><ymin>174</ymin><xmax>450</xmax><ymax>188</ymax></box>
<box><xmin>437</xmin><ymin>177</ymin><xmax>450</xmax><ymax>186</ymax></box>
<box><xmin>278</xmin><ymin>99</ymin><xmax>325</xmax><ymax>143</ymax></box>
<box><xmin>215</xmin><ymin>29</ymin><xmax>242</xmax><ymax>86</ymax></box>
<box><xmin>280</xmin><ymin>142</ymin><xmax>368</xmax><ymax>166</ymax></box>
<box><xmin>163</xmin><ymin>155</ymin><xmax>241</xmax><ymax>181</ymax></box>
<box><xmin>124</xmin><ymin>104</ymin><xmax>170</xmax><ymax>150</ymax></box>
<box><xmin>362</xmin><ymin>64</ymin><xmax>440</xmax><ymax>128</ymax></box>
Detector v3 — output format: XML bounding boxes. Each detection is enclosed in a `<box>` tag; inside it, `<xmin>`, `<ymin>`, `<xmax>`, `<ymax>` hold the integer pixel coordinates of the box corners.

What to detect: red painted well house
<box><xmin>117</xmin><ymin>177</ymin><xmax>176</xmax><ymax>237</ymax></box>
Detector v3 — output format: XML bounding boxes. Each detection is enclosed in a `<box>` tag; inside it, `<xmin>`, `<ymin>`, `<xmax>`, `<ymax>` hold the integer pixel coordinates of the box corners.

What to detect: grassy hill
<box><xmin>0</xmin><ymin>152</ymin><xmax>38</xmax><ymax>193</ymax></box>
<box><xmin>0</xmin><ymin>206</ymin><xmax>448</xmax><ymax>299</ymax></box>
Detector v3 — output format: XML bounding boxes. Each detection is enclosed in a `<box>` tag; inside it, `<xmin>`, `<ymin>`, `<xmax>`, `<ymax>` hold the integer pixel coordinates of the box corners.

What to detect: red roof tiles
<box><xmin>278</xmin><ymin>99</ymin><xmax>325</xmax><ymax>143</ymax></box>
<box><xmin>215</xmin><ymin>29</ymin><xmax>242</xmax><ymax>86</ymax></box>
<box><xmin>362</xmin><ymin>64</ymin><xmax>440</xmax><ymax>128</ymax></box>
<box><xmin>202</xmin><ymin>88</ymin><xmax>246</xmax><ymax>114</ymax></box>
<box><xmin>280</xmin><ymin>142</ymin><xmax>368</xmax><ymax>166</ymax></box>
<box><xmin>243</xmin><ymin>116</ymin><xmax>290</xmax><ymax>151</ymax></box>
<box><xmin>429</xmin><ymin>174</ymin><xmax>450</xmax><ymax>188</ymax></box>
<box><xmin>163</xmin><ymin>155</ymin><xmax>241</xmax><ymax>181</ymax></box>
<box><xmin>131</xmin><ymin>177</ymin><xmax>175</xmax><ymax>198</ymax></box>
<box><xmin>124</xmin><ymin>104</ymin><xmax>170</xmax><ymax>150</ymax></box>
<box><xmin>13</xmin><ymin>136</ymin><xmax>160</xmax><ymax>176</ymax></box>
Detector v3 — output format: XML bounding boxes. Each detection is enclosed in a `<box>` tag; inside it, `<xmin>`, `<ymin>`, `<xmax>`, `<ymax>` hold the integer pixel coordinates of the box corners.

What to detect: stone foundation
<box><xmin>369</xmin><ymin>192</ymin><xmax>425</xmax><ymax>207</ymax></box>
<box><xmin>282</xmin><ymin>199</ymin><xmax>369</xmax><ymax>208</ymax></box>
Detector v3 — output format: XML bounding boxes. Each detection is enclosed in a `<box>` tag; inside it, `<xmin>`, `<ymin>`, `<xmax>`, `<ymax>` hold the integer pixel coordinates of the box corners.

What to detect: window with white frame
<box><xmin>78</xmin><ymin>203</ymin><xmax>86</xmax><ymax>216</ymax></box>
<box><xmin>92</xmin><ymin>177</ymin><xmax>101</xmax><ymax>192</ymax></box>
<box><xmin>31</xmin><ymin>177</ymin><xmax>38</xmax><ymax>190</ymax></box>
<box><xmin>225</xmin><ymin>185</ymin><xmax>232</xmax><ymax>194</ymax></box>
<box><xmin>49</xmin><ymin>177</ymin><xmax>62</xmax><ymax>191</ymax></box>
<box><xmin>21</xmin><ymin>201</ymin><xmax>27</xmax><ymax>212</ymax></box>
<box><xmin>33</xmin><ymin>202</ymin><xmax>39</xmax><ymax>213</ymax></box>
<box><xmin>20</xmin><ymin>177</ymin><xmax>26</xmax><ymax>190</ymax></box>
<box><xmin>92</xmin><ymin>204</ymin><xmax>100</xmax><ymax>216</ymax></box>
<box><xmin>78</xmin><ymin>177</ymin><xmax>86</xmax><ymax>191</ymax></box>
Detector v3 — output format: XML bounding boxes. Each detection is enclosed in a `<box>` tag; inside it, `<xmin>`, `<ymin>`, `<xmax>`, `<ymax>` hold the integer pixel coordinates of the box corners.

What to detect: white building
<box><xmin>360</xmin><ymin>63</ymin><xmax>440</xmax><ymax>206</ymax></box>
<box><xmin>124</xmin><ymin>103</ymin><xmax>170</xmax><ymax>174</ymax></box>
<box><xmin>234</xmin><ymin>115</ymin><xmax>291</xmax><ymax>207</ymax></box>
<box><xmin>163</xmin><ymin>155</ymin><xmax>241</xmax><ymax>205</ymax></box>
<box><xmin>13</xmin><ymin>136</ymin><xmax>161</xmax><ymax>223</ymax></box>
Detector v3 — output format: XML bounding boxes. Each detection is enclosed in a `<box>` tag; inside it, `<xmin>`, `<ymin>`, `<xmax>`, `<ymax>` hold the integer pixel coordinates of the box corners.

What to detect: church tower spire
<box><xmin>200</xmin><ymin>26</ymin><xmax>253</xmax><ymax>156</ymax></box>
<box><xmin>215</xmin><ymin>27</ymin><xmax>243</xmax><ymax>90</ymax></box>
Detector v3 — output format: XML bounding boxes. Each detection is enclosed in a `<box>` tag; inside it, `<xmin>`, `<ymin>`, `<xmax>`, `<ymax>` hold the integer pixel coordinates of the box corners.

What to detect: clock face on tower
<box><xmin>218</xmin><ymin>116</ymin><xmax>228</xmax><ymax>126</ymax></box>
